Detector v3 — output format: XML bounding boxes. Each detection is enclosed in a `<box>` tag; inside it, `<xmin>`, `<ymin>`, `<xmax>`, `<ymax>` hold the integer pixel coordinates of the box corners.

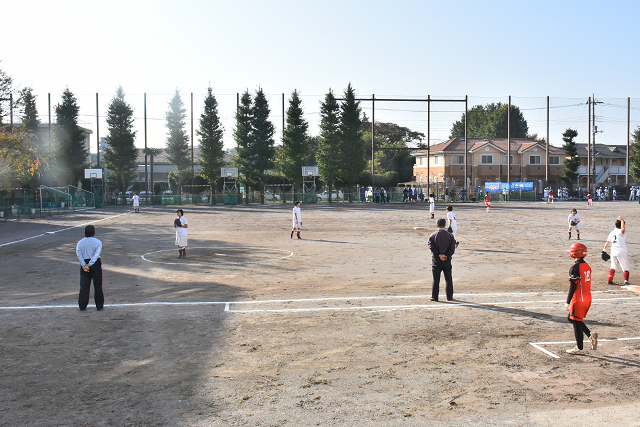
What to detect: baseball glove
<box><xmin>174</xmin><ymin>218</ymin><xmax>182</xmax><ymax>228</ymax></box>
<box><xmin>601</xmin><ymin>251</ymin><xmax>610</xmax><ymax>261</ymax></box>
<box><xmin>447</xmin><ymin>227</ymin><xmax>453</xmax><ymax>233</ymax></box>
<box><xmin>570</xmin><ymin>221</ymin><xmax>577</xmax><ymax>226</ymax></box>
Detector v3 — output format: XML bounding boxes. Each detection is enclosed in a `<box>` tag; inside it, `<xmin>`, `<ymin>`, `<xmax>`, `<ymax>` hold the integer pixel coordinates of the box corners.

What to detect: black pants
<box><xmin>568</xmin><ymin>315</ymin><xmax>591</xmax><ymax>350</ymax></box>
<box><xmin>79</xmin><ymin>258</ymin><xmax>104</xmax><ymax>310</ymax></box>
<box><xmin>432</xmin><ymin>260</ymin><xmax>453</xmax><ymax>301</ymax></box>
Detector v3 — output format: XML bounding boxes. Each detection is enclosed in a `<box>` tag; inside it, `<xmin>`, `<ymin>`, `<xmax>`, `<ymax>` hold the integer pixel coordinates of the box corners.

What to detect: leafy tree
<box><xmin>450</xmin><ymin>103</ymin><xmax>528</xmax><ymax>139</ymax></box>
<box><xmin>103</xmin><ymin>86</ymin><xmax>138</xmax><ymax>193</ymax></box>
<box><xmin>165</xmin><ymin>89</ymin><xmax>191</xmax><ymax>189</ymax></box>
<box><xmin>362</xmin><ymin>120</ymin><xmax>424</xmax><ymax>183</ymax></box>
<box><xmin>0</xmin><ymin>128</ymin><xmax>42</xmax><ymax>188</ymax></box>
<box><xmin>197</xmin><ymin>87</ymin><xmax>225</xmax><ymax>185</ymax></box>
<box><xmin>561</xmin><ymin>128</ymin><xmax>580</xmax><ymax>192</ymax></box>
<box><xmin>629</xmin><ymin>126</ymin><xmax>640</xmax><ymax>183</ymax></box>
<box><xmin>317</xmin><ymin>89</ymin><xmax>342</xmax><ymax>197</ymax></box>
<box><xmin>52</xmin><ymin>88</ymin><xmax>88</xmax><ymax>186</ymax></box>
<box><xmin>0</xmin><ymin>65</ymin><xmax>24</xmax><ymax>126</ymax></box>
<box><xmin>278</xmin><ymin>89</ymin><xmax>312</xmax><ymax>193</ymax></box>
<box><xmin>232</xmin><ymin>90</ymin><xmax>254</xmax><ymax>186</ymax></box>
<box><xmin>338</xmin><ymin>83</ymin><xmax>366</xmax><ymax>199</ymax></box>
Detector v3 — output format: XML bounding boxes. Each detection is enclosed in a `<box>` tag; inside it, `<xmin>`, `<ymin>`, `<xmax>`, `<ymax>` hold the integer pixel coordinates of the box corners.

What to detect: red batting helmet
<box><xmin>568</xmin><ymin>242</ymin><xmax>587</xmax><ymax>258</ymax></box>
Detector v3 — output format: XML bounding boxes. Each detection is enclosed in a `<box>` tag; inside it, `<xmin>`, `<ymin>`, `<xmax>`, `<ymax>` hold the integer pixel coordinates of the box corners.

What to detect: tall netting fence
<box><xmin>0</xmin><ymin>186</ymin><xmax>95</xmax><ymax>220</ymax></box>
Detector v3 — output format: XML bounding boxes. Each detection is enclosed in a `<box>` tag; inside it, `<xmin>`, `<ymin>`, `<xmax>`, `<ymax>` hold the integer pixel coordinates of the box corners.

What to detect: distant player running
<box><xmin>429</xmin><ymin>194</ymin><xmax>435</xmax><ymax>219</ymax></box>
<box><xmin>446</xmin><ymin>205</ymin><xmax>458</xmax><ymax>248</ymax></box>
<box><xmin>587</xmin><ymin>193</ymin><xmax>593</xmax><ymax>209</ymax></box>
<box><xmin>564</xmin><ymin>242</ymin><xmax>597</xmax><ymax>355</ymax></box>
<box><xmin>603</xmin><ymin>216</ymin><xmax>630</xmax><ymax>286</ymax></box>
<box><xmin>485</xmin><ymin>193</ymin><xmax>491</xmax><ymax>212</ymax></box>
<box><xmin>568</xmin><ymin>208</ymin><xmax>580</xmax><ymax>240</ymax></box>
<box><xmin>291</xmin><ymin>201</ymin><xmax>302</xmax><ymax>239</ymax></box>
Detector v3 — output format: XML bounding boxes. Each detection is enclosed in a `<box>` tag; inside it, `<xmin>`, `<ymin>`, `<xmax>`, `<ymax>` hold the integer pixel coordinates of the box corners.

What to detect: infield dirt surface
<box><xmin>1</xmin><ymin>200</ymin><xmax>640</xmax><ymax>426</ymax></box>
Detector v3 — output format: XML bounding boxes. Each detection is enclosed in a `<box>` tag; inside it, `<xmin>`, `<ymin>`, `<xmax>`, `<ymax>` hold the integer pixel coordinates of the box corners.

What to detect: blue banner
<box><xmin>485</xmin><ymin>182</ymin><xmax>533</xmax><ymax>193</ymax></box>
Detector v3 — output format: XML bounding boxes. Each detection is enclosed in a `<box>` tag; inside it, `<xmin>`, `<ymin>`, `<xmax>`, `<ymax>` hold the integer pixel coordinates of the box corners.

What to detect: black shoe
<box><xmin>182</xmin><ymin>254</ymin><xmax>186</xmax><ymax>258</ymax></box>
<box><xmin>608</xmin><ymin>281</ymin><xmax>615</xmax><ymax>285</ymax></box>
<box><xmin>447</xmin><ymin>298</ymin><xmax>454</xmax><ymax>301</ymax></box>
<box><xmin>577</xmin><ymin>236</ymin><xmax>580</xmax><ymax>240</ymax></box>
<box><xmin>178</xmin><ymin>254</ymin><xmax>183</xmax><ymax>259</ymax></box>
<box><xmin>430</xmin><ymin>297</ymin><xmax>438</xmax><ymax>302</ymax></box>
<box><xmin>297</xmin><ymin>236</ymin><xmax>301</xmax><ymax>239</ymax></box>
<box><xmin>97</xmin><ymin>307</ymin><xmax>103</xmax><ymax>311</ymax></box>
<box><xmin>290</xmin><ymin>233</ymin><xmax>293</xmax><ymax>239</ymax></box>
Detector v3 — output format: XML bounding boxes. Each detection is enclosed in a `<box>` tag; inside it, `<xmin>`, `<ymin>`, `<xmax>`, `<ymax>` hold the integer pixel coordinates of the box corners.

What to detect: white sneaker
<box><xmin>590</xmin><ymin>332</ymin><xmax>598</xmax><ymax>350</ymax></box>
<box><xmin>566</xmin><ymin>346</ymin><xmax>585</xmax><ymax>355</ymax></box>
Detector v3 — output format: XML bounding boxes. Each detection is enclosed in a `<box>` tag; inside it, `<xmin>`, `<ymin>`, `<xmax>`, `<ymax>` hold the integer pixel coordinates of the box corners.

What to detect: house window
<box><xmin>433</xmin><ymin>155</ymin><xmax>442</xmax><ymax>165</ymax></box>
<box><xmin>530</xmin><ymin>155</ymin><xmax>541</xmax><ymax>165</ymax></box>
<box><xmin>452</xmin><ymin>155</ymin><xmax>464</xmax><ymax>164</ymax></box>
<box><xmin>501</xmin><ymin>155</ymin><xmax>514</xmax><ymax>165</ymax></box>
<box><xmin>419</xmin><ymin>156</ymin><xmax>426</xmax><ymax>166</ymax></box>
<box><xmin>549</xmin><ymin>156</ymin><xmax>560</xmax><ymax>165</ymax></box>
<box><xmin>481</xmin><ymin>155</ymin><xmax>493</xmax><ymax>164</ymax></box>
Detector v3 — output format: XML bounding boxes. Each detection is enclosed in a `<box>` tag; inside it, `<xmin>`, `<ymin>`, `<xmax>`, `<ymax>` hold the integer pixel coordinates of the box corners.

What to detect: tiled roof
<box><xmin>412</xmin><ymin>138</ymin><xmax>563</xmax><ymax>155</ymax></box>
<box><xmin>575</xmin><ymin>143</ymin><xmax>627</xmax><ymax>158</ymax></box>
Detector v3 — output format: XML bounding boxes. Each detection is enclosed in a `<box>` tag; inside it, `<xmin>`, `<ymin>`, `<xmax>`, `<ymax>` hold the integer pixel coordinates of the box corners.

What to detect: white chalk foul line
<box><xmin>0</xmin><ymin>211</ymin><xmax>133</xmax><ymax>248</ymax></box>
<box><xmin>530</xmin><ymin>337</ymin><xmax>640</xmax><ymax>359</ymax></box>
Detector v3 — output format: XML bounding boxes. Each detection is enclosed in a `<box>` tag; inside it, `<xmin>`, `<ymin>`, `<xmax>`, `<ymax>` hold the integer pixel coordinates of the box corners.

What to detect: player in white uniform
<box><xmin>175</xmin><ymin>209</ymin><xmax>188</xmax><ymax>258</ymax></box>
<box><xmin>446</xmin><ymin>205</ymin><xmax>458</xmax><ymax>248</ymax></box>
<box><xmin>132</xmin><ymin>193</ymin><xmax>140</xmax><ymax>213</ymax></box>
<box><xmin>291</xmin><ymin>201</ymin><xmax>302</xmax><ymax>239</ymax></box>
<box><xmin>604</xmin><ymin>216</ymin><xmax>630</xmax><ymax>285</ymax></box>
<box><xmin>429</xmin><ymin>194</ymin><xmax>435</xmax><ymax>219</ymax></box>
<box><xmin>568</xmin><ymin>209</ymin><xmax>581</xmax><ymax>240</ymax></box>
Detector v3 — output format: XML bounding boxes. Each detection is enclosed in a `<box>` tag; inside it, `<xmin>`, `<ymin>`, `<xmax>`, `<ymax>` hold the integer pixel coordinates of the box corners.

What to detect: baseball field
<box><xmin>1</xmin><ymin>200</ymin><xmax>639</xmax><ymax>426</ymax></box>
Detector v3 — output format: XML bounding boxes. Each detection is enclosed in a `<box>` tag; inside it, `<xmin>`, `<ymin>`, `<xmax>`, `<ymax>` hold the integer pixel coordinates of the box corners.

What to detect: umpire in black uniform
<box><xmin>428</xmin><ymin>218</ymin><xmax>457</xmax><ymax>302</ymax></box>
<box><xmin>75</xmin><ymin>225</ymin><xmax>104</xmax><ymax>311</ymax></box>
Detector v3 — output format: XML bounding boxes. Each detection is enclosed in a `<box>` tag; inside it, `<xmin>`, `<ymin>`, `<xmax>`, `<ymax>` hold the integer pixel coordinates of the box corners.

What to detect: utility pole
<box><xmin>592</xmin><ymin>94</ymin><xmax>603</xmax><ymax>192</ymax></box>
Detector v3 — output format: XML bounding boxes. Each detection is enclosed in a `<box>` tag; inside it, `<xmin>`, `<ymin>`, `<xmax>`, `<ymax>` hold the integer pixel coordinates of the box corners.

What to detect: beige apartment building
<box><xmin>412</xmin><ymin>137</ymin><xmax>567</xmax><ymax>192</ymax></box>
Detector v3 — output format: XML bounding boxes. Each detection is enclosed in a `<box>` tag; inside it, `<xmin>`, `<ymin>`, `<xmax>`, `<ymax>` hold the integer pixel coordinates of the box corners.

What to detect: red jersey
<box><xmin>567</xmin><ymin>260</ymin><xmax>592</xmax><ymax>321</ymax></box>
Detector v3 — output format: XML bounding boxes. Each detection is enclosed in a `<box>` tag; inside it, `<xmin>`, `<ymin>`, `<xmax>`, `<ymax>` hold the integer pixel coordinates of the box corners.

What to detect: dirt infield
<box><xmin>1</xmin><ymin>200</ymin><xmax>640</xmax><ymax>426</ymax></box>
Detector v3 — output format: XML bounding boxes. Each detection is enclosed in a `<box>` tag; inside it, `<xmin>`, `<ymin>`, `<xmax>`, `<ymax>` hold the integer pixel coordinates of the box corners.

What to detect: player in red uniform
<box><xmin>485</xmin><ymin>193</ymin><xmax>491</xmax><ymax>212</ymax></box>
<box><xmin>565</xmin><ymin>242</ymin><xmax>598</xmax><ymax>355</ymax></box>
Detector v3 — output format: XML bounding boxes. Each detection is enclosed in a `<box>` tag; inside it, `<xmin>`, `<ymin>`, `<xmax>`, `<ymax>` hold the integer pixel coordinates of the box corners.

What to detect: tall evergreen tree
<box><xmin>338</xmin><ymin>83</ymin><xmax>366</xmax><ymax>200</ymax></box>
<box><xmin>233</xmin><ymin>90</ymin><xmax>254</xmax><ymax>187</ymax></box>
<box><xmin>165</xmin><ymin>89</ymin><xmax>191</xmax><ymax>189</ymax></box>
<box><xmin>103</xmin><ymin>86</ymin><xmax>138</xmax><ymax>193</ymax></box>
<box><xmin>250</xmin><ymin>87</ymin><xmax>276</xmax><ymax>193</ymax></box>
<box><xmin>20</xmin><ymin>87</ymin><xmax>40</xmax><ymax>135</ymax></box>
<box><xmin>317</xmin><ymin>89</ymin><xmax>341</xmax><ymax>197</ymax></box>
<box><xmin>197</xmin><ymin>87</ymin><xmax>225</xmax><ymax>185</ymax></box>
<box><xmin>0</xmin><ymin>65</ymin><xmax>24</xmax><ymax>126</ymax></box>
<box><xmin>628</xmin><ymin>126</ymin><xmax>640</xmax><ymax>183</ymax></box>
<box><xmin>561</xmin><ymin>128</ymin><xmax>580</xmax><ymax>192</ymax></box>
<box><xmin>52</xmin><ymin>88</ymin><xmax>87</xmax><ymax>186</ymax></box>
<box><xmin>278</xmin><ymin>89</ymin><xmax>311</xmax><ymax>192</ymax></box>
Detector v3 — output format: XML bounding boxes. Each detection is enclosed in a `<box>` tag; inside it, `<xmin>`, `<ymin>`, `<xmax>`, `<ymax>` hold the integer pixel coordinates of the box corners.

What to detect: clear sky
<box><xmin>1</xmin><ymin>0</ymin><xmax>639</xmax><ymax>153</ymax></box>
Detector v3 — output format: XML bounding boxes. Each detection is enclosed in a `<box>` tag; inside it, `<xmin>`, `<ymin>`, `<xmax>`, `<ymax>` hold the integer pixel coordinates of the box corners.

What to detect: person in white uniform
<box><xmin>132</xmin><ymin>193</ymin><xmax>140</xmax><ymax>213</ymax></box>
<box><xmin>291</xmin><ymin>201</ymin><xmax>302</xmax><ymax>239</ymax></box>
<box><xmin>175</xmin><ymin>209</ymin><xmax>188</xmax><ymax>258</ymax></box>
<box><xmin>568</xmin><ymin>208</ymin><xmax>581</xmax><ymax>240</ymax></box>
<box><xmin>604</xmin><ymin>216</ymin><xmax>630</xmax><ymax>285</ymax></box>
<box><xmin>429</xmin><ymin>194</ymin><xmax>435</xmax><ymax>219</ymax></box>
